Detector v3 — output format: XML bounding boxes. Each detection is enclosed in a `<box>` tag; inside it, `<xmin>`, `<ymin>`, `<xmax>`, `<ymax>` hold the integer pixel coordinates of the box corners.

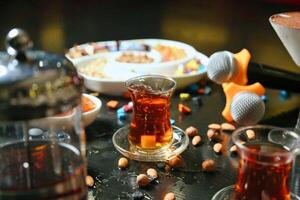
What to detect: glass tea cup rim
<box><xmin>125</xmin><ymin>74</ymin><xmax>176</xmax><ymax>94</ymax></box>
<box><xmin>232</xmin><ymin>125</ymin><xmax>300</xmax><ymax>157</ymax></box>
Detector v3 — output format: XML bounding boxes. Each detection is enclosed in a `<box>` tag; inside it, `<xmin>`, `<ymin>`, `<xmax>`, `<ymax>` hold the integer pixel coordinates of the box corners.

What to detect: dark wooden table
<box><xmin>86</xmin><ymin>83</ymin><xmax>300</xmax><ymax>200</ymax></box>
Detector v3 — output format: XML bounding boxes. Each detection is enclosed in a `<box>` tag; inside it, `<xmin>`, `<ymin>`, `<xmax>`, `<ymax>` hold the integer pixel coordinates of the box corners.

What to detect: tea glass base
<box><xmin>212</xmin><ymin>185</ymin><xmax>300</xmax><ymax>200</ymax></box>
<box><xmin>112</xmin><ymin>125</ymin><xmax>189</xmax><ymax>162</ymax></box>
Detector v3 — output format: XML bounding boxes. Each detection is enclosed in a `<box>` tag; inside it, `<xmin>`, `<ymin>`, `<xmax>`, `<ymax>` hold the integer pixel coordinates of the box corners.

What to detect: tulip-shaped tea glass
<box><xmin>113</xmin><ymin>75</ymin><xmax>189</xmax><ymax>162</ymax></box>
<box><xmin>213</xmin><ymin>125</ymin><xmax>300</xmax><ymax>200</ymax></box>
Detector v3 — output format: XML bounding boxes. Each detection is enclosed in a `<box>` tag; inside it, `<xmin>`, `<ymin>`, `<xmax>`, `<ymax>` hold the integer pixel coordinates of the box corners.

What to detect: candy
<box><xmin>261</xmin><ymin>95</ymin><xmax>268</xmax><ymax>102</ymax></box>
<box><xmin>189</xmin><ymin>84</ymin><xmax>199</xmax><ymax>93</ymax></box>
<box><xmin>106</xmin><ymin>100</ymin><xmax>119</xmax><ymax>109</ymax></box>
<box><xmin>170</xmin><ymin>119</ymin><xmax>176</xmax><ymax>125</ymax></box>
<box><xmin>178</xmin><ymin>104</ymin><xmax>191</xmax><ymax>114</ymax></box>
<box><xmin>179</xmin><ymin>93</ymin><xmax>190</xmax><ymax>101</ymax></box>
<box><xmin>280</xmin><ymin>90</ymin><xmax>289</xmax><ymax>99</ymax></box>
<box><xmin>192</xmin><ymin>96</ymin><xmax>202</xmax><ymax>106</ymax></box>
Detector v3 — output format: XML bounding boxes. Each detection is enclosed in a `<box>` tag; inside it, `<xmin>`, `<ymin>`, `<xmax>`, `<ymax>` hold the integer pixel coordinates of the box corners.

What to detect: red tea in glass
<box><xmin>232</xmin><ymin>126</ymin><xmax>299</xmax><ymax>200</ymax></box>
<box><xmin>234</xmin><ymin>143</ymin><xmax>292</xmax><ymax>200</ymax></box>
<box><xmin>126</xmin><ymin>75</ymin><xmax>176</xmax><ymax>149</ymax></box>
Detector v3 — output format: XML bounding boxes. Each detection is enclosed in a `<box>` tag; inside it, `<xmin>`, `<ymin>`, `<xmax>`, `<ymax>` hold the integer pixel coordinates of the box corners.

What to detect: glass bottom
<box><xmin>212</xmin><ymin>185</ymin><xmax>300</xmax><ymax>200</ymax></box>
<box><xmin>112</xmin><ymin>125</ymin><xmax>189</xmax><ymax>162</ymax></box>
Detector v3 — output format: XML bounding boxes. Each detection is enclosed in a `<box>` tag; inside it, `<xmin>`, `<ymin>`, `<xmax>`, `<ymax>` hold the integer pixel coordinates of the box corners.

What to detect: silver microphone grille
<box><xmin>207</xmin><ymin>51</ymin><xmax>237</xmax><ymax>84</ymax></box>
<box><xmin>231</xmin><ymin>92</ymin><xmax>265</xmax><ymax>125</ymax></box>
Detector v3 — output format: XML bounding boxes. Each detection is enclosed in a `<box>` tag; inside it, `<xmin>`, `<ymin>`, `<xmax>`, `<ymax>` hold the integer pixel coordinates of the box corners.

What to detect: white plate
<box><xmin>68</xmin><ymin>39</ymin><xmax>197</xmax><ymax>76</ymax></box>
<box><xmin>74</xmin><ymin>52</ymin><xmax>208</xmax><ymax>96</ymax></box>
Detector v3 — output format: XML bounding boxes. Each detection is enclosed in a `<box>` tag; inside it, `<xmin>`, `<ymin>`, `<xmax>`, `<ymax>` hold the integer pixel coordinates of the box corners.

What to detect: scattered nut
<box><xmin>230</xmin><ymin>145</ymin><xmax>237</xmax><ymax>153</ymax></box>
<box><xmin>192</xmin><ymin>135</ymin><xmax>202</xmax><ymax>146</ymax></box>
<box><xmin>207</xmin><ymin>129</ymin><xmax>219</xmax><ymax>140</ymax></box>
<box><xmin>85</xmin><ymin>175</ymin><xmax>94</xmax><ymax>187</ymax></box>
<box><xmin>221</xmin><ymin>123</ymin><xmax>236</xmax><ymax>131</ymax></box>
<box><xmin>202</xmin><ymin>159</ymin><xmax>215</xmax><ymax>172</ymax></box>
<box><xmin>185</xmin><ymin>126</ymin><xmax>198</xmax><ymax>137</ymax></box>
<box><xmin>208</xmin><ymin>123</ymin><xmax>221</xmax><ymax>130</ymax></box>
<box><xmin>213</xmin><ymin>143</ymin><xmax>223</xmax><ymax>153</ymax></box>
<box><xmin>147</xmin><ymin>168</ymin><xmax>158</xmax><ymax>179</ymax></box>
<box><xmin>246</xmin><ymin>129</ymin><xmax>255</xmax><ymax>140</ymax></box>
<box><xmin>118</xmin><ymin>157</ymin><xmax>129</xmax><ymax>169</ymax></box>
<box><xmin>164</xmin><ymin>192</ymin><xmax>176</xmax><ymax>200</ymax></box>
<box><xmin>166</xmin><ymin>155</ymin><xmax>182</xmax><ymax>168</ymax></box>
<box><xmin>136</xmin><ymin>174</ymin><xmax>151</xmax><ymax>187</ymax></box>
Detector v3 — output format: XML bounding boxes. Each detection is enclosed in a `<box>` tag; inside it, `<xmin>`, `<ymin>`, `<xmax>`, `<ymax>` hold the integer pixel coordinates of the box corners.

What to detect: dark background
<box><xmin>0</xmin><ymin>0</ymin><xmax>300</xmax><ymax>73</ymax></box>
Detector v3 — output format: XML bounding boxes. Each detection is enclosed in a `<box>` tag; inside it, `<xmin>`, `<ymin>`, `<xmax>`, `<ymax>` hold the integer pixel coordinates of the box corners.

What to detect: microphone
<box><xmin>222</xmin><ymin>82</ymin><xmax>266</xmax><ymax>125</ymax></box>
<box><xmin>207</xmin><ymin>49</ymin><xmax>300</xmax><ymax>92</ymax></box>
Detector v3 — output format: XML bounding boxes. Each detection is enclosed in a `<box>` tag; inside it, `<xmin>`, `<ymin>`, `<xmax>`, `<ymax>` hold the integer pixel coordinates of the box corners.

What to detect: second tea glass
<box><xmin>213</xmin><ymin>125</ymin><xmax>300</xmax><ymax>200</ymax></box>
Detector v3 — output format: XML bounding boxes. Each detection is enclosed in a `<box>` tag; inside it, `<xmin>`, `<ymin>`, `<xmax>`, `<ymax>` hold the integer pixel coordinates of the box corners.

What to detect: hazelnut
<box><xmin>185</xmin><ymin>126</ymin><xmax>198</xmax><ymax>137</ymax></box>
<box><xmin>85</xmin><ymin>175</ymin><xmax>94</xmax><ymax>187</ymax></box>
<box><xmin>213</xmin><ymin>143</ymin><xmax>223</xmax><ymax>153</ymax></box>
<box><xmin>246</xmin><ymin>129</ymin><xmax>255</xmax><ymax>140</ymax></box>
<box><xmin>192</xmin><ymin>135</ymin><xmax>202</xmax><ymax>146</ymax></box>
<box><xmin>221</xmin><ymin>123</ymin><xmax>236</xmax><ymax>131</ymax></box>
<box><xmin>118</xmin><ymin>157</ymin><xmax>129</xmax><ymax>169</ymax></box>
<box><xmin>207</xmin><ymin>129</ymin><xmax>219</xmax><ymax>140</ymax></box>
<box><xmin>208</xmin><ymin>123</ymin><xmax>221</xmax><ymax>130</ymax></box>
<box><xmin>146</xmin><ymin>168</ymin><xmax>158</xmax><ymax>179</ymax></box>
<box><xmin>164</xmin><ymin>192</ymin><xmax>176</xmax><ymax>200</ymax></box>
<box><xmin>202</xmin><ymin>159</ymin><xmax>215</xmax><ymax>172</ymax></box>
<box><xmin>166</xmin><ymin>155</ymin><xmax>182</xmax><ymax>168</ymax></box>
<box><xmin>136</xmin><ymin>174</ymin><xmax>151</xmax><ymax>187</ymax></box>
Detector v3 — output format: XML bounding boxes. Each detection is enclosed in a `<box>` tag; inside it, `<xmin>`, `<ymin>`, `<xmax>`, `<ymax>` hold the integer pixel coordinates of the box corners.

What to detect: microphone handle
<box><xmin>247</xmin><ymin>62</ymin><xmax>300</xmax><ymax>93</ymax></box>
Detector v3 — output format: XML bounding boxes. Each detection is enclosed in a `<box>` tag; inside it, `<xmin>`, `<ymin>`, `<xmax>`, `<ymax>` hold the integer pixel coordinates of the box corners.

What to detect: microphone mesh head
<box><xmin>207</xmin><ymin>51</ymin><xmax>237</xmax><ymax>84</ymax></box>
<box><xmin>231</xmin><ymin>92</ymin><xmax>265</xmax><ymax>125</ymax></box>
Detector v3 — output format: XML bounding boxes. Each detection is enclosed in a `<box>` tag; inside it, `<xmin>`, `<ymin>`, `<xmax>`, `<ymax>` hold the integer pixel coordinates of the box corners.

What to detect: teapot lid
<box><xmin>0</xmin><ymin>28</ymin><xmax>82</xmax><ymax>121</ymax></box>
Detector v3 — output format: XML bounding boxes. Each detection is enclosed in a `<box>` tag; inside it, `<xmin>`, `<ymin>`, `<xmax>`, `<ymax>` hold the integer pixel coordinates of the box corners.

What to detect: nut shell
<box><xmin>136</xmin><ymin>174</ymin><xmax>150</xmax><ymax>187</ymax></box>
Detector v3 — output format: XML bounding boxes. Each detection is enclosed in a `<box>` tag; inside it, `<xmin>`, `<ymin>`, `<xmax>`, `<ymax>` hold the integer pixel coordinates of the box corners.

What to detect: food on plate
<box><xmin>175</xmin><ymin>59</ymin><xmax>205</xmax><ymax>75</ymax></box>
<box><xmin>82</xmin><ymin>95</ymin><xmax>96</xmax><ymax>113</ymax></box>
<box><xmin>116</xmin><ymin>52</ymin><xmax>154</xmax><ymax>63</ymax></box>
<box><xmin>154</xmin><ymin>45</ymin><xmax>186</xmax><ymax>61</ymax></box>
<box><xmin>56</xmin><ymin>95</ymin><xmax>97</xmax><ymax>117</ymax></box>
<box><xmin>67</xmin><ymin>43</ymin><xmax>110</xmax><ymax>59</ymax></box>
<box><xmin>78</xmin><ymin>58</ymin><xmax>107</xmax><ymax>78</ymax></box>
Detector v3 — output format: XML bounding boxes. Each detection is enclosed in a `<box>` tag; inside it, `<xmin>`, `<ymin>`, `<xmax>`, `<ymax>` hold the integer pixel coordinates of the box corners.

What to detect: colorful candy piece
<box><xmin>170</xmin><ymin>119</ymin><xmax>176</xmax><ymax>125</ymax></box>
<box><xmin>179</xmin><ymin>93</ymin><xmax>190</xmax><ymax>101</ymax></box>
<box><xmin>204</xmin><ymin>86</ymin><xmax>212</xmax><ymax>95</ymax></box>
<box><xmin>178</xmin><ymin>104</ymin><xmax>191</xmax><ymax>114</ymax></box>
<box><xmin>189</xmin><ymin>84</ymin><xmax>199</xmax><ymax>93</ymax></box>
<box><xmin>192</xmin><ymin>96</ymin><xmax>202</xmax><ymax>106</ymax></box>
<box><xmin>280</xmin><ymin>90</ymin><xmax>290</xmax><ymax>99</ymax></box>
<box><xmin>107</xmin><ymin>100</ymin><xmax>119</xmax><ymax>109</ymax></box>
<box><xmin>261</xmin><ymin>95</ymin><xmax>268</xmax><ymax>102</ymax></box>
